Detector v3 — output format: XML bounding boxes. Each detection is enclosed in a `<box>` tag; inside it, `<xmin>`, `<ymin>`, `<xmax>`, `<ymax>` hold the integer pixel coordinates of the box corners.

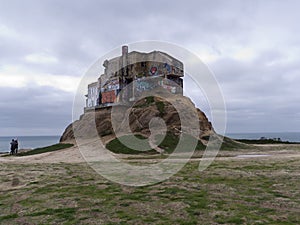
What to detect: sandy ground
<box><xmin>1</xmin><ymin>139</ymin><xmax>300</xmax><ymax>164</ymax></box>
<box><xmin>0</xmin><ymin>145</ymin><xmax>85</xmax><ymax>164</ymax></box>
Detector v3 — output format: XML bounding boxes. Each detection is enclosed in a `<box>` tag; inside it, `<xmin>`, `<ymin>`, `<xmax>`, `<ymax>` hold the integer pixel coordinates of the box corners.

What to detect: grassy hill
<box><xmin>106</xmin><ymin>134</ymin><xmax>250</xmax><ymax>154</ymax></box>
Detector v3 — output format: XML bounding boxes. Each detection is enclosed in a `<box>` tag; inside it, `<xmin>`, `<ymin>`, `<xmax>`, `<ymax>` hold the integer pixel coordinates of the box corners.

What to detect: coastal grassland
<box><xmin>106</xmin><ymin>134</ymin><xmax>250</xmax><ymax>155</ymax></box>
<box><xmin>17</xmin><ymin>143</ymin><xmax>74</xmax><ymax>156</ymax></box>
<box><xmin>1</xmin><ymin>143</ymin><xmax>74</xmax><ymax>157</ymax></box>
<box><xmin>0</xmin><ymin>153</ymin><xmax>299</xmax><ymax>224</ymax></box>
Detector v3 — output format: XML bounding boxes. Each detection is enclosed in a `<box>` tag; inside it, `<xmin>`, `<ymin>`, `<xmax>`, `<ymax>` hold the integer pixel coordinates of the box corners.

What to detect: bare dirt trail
<box><xmin>1</xmin><ymin>141</ymin><xmax>300</xmax><ymax>164</ymax></box>
<box><xmin>0</xmin><ymin>145</ymin><xmax>85</xmax><ymax>164</ymax></box>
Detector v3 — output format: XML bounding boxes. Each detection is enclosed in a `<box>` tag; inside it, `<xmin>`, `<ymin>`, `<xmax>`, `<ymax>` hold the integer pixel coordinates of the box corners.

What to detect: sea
<box><xmin>226</xmin><ymin>132</ymin><xmax>300</xmax><ymax>143</ymax></box>
<box><xmin>0</xmin><ymin>136</ymin><xmax>60</xmax><ymax>153</ymax></box>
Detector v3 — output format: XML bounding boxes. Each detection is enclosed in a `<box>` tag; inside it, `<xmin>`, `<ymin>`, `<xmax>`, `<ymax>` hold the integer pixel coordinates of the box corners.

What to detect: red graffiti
<box><xmin>102</xmin><ymin>90</ymin><xmax>116</xmax><ymax>104</ymax></box>
<box><xmin>150</xmin><ymin>66</ymin><xmax>157</xmax><ymax>75</ymax></box>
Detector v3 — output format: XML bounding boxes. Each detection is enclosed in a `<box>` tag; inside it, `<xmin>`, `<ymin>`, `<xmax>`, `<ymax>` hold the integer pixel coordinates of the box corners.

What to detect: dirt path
<box><xmin>1</xmin><ymin>141</ymin><xmax>300</xmax><ymax>164</ymax></box>
<box><xmin>0</xmin><ymin>145</ymin><xmax>85</xmax><ymax>164</ymax></box>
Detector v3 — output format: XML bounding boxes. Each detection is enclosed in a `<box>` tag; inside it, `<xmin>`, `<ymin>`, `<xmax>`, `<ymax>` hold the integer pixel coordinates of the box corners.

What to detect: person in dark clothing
<box><xmin>10</xmin><ymin>139</ymin><xmax>16</xmax><ymax>155</ymax></box>
<box><xmin>14</xmin><ymin>139</ymin><xmax>18</xmax><ymax>154</ymax></box>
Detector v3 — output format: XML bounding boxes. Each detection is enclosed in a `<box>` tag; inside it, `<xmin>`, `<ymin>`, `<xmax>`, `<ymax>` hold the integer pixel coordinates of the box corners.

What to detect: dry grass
<box><xmin>0</xmin><ymin>145</ymin><xmax>299</xmax><ymax>224</ymax></box>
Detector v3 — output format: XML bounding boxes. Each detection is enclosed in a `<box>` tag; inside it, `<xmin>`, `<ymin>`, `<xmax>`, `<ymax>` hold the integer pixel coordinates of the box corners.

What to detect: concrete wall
<box><xmin>86</xmin><ymin>82</ymin><xmax>98</xmax><ymax>107</ymax></box>
<box><xmin>89</xmin><ymin>46</ymin><xmax>184</xmax><ymax>106</ymax></box>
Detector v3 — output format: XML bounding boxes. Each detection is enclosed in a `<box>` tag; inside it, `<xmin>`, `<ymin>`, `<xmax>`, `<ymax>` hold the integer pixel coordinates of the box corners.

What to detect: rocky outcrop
<box><xmin>60</xmin><ymin>96</ymin><xmax>215</xmax><ymax>145</ymax></box>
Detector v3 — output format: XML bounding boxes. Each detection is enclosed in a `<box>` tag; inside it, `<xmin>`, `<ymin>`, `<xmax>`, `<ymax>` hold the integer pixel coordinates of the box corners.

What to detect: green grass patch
<box><xmin>201</xmin><ymin>135</ymin><xmax>253</xmax><ymax>150</ymax></box>
<box><xmin>106</xmin><ymin>135</ymin><xmax>157</xmax><ymax>154</ymax></box>
<box><xmin>27</xmin><ymin>207</ymin><xmax>75</xmax><ymax>216</ymax></box>
<box><xmin>157</xmin><ymin>132</ymin><xmax>206</xmax><ymax>153</ymax></box>
<box><xmin>221</xmin><ymin>136</ymin><xmax>252</xmax><ymax>150</ymax></box>
<box><xmin>155</xmin><ymin>101</ymin><xmax>165</xmax><ymax>116</ymax></box>
<box><xmin>157</xmin><ymin>134</ymin><xmax>251</xmax><ymax>152</ymax></box>
<box><xmin>133</xmin><ymin>96</ymin><xmax>155</xmax><ymax>108</ymax></box>
<box><xmin>27</xmin><ymin>207</ymin><xmax>77</xmax><ymax>221</ymax></box>
<box><xmin>0</xmin><ymin>213</ymin><xmax>18</xmax><ymax>222</ymax></box>
<box><xmin>0</xmin><ymin>158</ymin><xmax>299</xmax><ymax>224</ymax></box>
<box><xmin>17</xmin><ymin>143</ymin><xmax>73</xmax><ymax>156</ymax></box>
<box><xmin>106</xmin><ymin>133</ymin><xmax>206</xmax><ymax>154</ymax></box>
<box><xmin>145</xmin><ymin>96</ymin><xmax>154</xmax><ymax>104</ymax></box>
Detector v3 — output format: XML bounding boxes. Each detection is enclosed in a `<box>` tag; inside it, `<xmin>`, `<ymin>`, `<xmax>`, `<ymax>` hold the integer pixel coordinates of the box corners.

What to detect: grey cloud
<box><xmin>0</xmin><ymin>0</ymin><xmax>300</xmax><ymax>134</ymax></box>
<box><xmin>0</xmin><ymin>86</ymin><xmax>73</xmax><ymax>135</ymax></box>
<box><xmin>210</xmin><ymin>52</ymin><xmax>300</xmax><ymax>132</ymax></box>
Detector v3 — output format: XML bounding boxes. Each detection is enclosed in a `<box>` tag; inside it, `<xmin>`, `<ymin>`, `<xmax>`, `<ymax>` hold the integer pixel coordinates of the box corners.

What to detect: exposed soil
<box><xmin>1</xmin><ymin>140</ymin><xmax>300</xmax><ymax>164</ymax></box>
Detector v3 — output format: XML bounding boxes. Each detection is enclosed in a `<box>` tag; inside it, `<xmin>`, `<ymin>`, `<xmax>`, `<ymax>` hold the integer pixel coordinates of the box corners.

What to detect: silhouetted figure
<box><xmin>10</xmin><ymin>139</ymin><xmax>16</xmax><ymax>155</ymax></box>
<box><xmin>15</xmin><ymin>139</ymin><xmax>18</xmax><ymax>154</ymax></box>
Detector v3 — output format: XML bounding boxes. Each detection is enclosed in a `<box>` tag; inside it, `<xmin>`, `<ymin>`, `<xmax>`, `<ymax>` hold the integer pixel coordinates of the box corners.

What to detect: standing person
<box><xmin>14</xmin><ymin>139</ymin><xmax>18</xmax><ymax>155</ymax></box>
<box><xmin>10</xmin><ymin>139</ymin><xmax>16</xmax><ymax>155</ymax></box>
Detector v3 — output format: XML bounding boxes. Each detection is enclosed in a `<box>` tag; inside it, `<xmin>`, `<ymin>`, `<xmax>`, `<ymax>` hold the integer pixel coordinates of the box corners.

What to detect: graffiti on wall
<box><xmin>161</xmin><ymin>84</ymin><xmax>176</xmax><ymax>94</ymax></box>
<box><xmin>135</xmin><ymin>78</ymin><xmax>159</xmax><ymax>93</ymax></box>
<box><xmin>103</xmin><ymin>78</ymin><xmax>119</xmax><ymax>91</ymax></box>
<box><xmin>102</xmin><ymin>90</ymin><xmax>117</xmax><ymax>104</ymax></box>
<box><xmin>157</xmin><ymin>78</ymin><xmax>181</xmax><ymax>94</ymax></box>
<box><xmin>164</xmin><ymin>63</ymin><xmax>171</xmax><ymax>73</ymax></box>
<box><xmin>149</xmin><ymin>66</ymin><xmax>158</xmax><ymax>76</ymax></box>
<box><xmin>148</xmin><ymin>63</ymin><xmax>182</xmax><ymax>77</ymax></box>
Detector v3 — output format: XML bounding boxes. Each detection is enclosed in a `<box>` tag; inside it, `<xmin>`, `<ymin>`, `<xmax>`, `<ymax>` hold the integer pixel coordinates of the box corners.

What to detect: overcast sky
<box><xmin>0</xmin><ymin>0</ymin><xmax>300</xmax><ymax>136</ymax></box>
